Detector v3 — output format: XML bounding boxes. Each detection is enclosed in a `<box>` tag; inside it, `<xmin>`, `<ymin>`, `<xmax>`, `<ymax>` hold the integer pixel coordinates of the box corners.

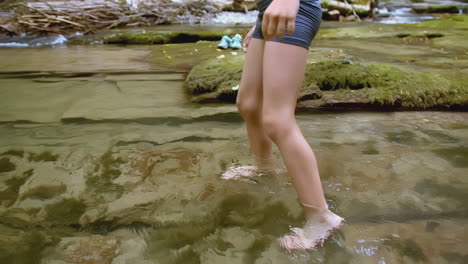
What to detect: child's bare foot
<box><xmin>221</xmin><ymin>165</ymin><xmax>259</xmax><ymax>180</ymax></box>
<box><xmin>278</xmin><ymin>207</ymin><xmax>344</xmax><ymax>251</ymax></box>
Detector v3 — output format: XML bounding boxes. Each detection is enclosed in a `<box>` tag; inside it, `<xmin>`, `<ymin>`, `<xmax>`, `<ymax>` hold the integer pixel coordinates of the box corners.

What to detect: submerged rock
<box><xmin>55</xmin><ymin>235</ymin><xmax>119</xmax><ymax>264</ymax></box>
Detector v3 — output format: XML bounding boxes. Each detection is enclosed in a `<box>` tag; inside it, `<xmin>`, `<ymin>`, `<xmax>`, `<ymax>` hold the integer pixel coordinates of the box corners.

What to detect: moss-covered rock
<box><xmin>28</xmin><ymin>151</ymin><xmax>58</xmax><ymax>162</ymax></box>
<box><xmin>21</xmin><ymin>184</ymin><xmax>67</xmax><ymax>200</ymax></box>
<box><xmin>0</xmin><ymin>169</ymin><xmax>33</xmax><ymax>206</ymax></box>
<box><xmin>184</xmin><ymin>55</ymin><xmax>244</xmax><ymax>96</ymax></box>
<box><xmin>0</xmin><ymin>157</ymin><xmax>15</xmax><ymax>173</ymax></box>
<box><xmin>383</xmin><ymin>238</ymin><xmax>427</xmax><ymax>262</ymax></box>
<box><xmin>45</xmin><ymin>198</ymin><xmax>87</xmax><ymax>225</ymax></box>
<box><xmin>185</xmin><ymin>58</ymin><xmax>468</xmax><ymax>109</ymax></box>
<box><xmin>104</xmin><ymin>29</ymin><xmax>247</xmax><ymax>45</ymax></box>
<box><xmin>413</xmin><ymin>5</ymin><xmax>460</xmax><ymax>14</ymax></box>
<box><xmin>85</xmin><ymin>150</ymin><xmax>125</xmax><ymax>202</ymax></box>
<box><xmin>0</xmin><ymin>149</ymin><xmax>25</xmax><ymax>158</ymax></box>
<box><xmin>432</xmin><ymin>147</ymin><xmax>468</xmax><ymax>168</ymax></box>
<box><xmin>0</xmin><ymin>227</ymin><xmax>56</xmax><ymax>264</ymax></box>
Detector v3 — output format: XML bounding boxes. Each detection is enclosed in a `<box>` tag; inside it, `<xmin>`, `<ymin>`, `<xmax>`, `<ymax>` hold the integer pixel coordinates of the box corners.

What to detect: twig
<box><xmin>343</xmin><ymin>0</ymin><xmax>361</xmax><ymax>21</ymax></box>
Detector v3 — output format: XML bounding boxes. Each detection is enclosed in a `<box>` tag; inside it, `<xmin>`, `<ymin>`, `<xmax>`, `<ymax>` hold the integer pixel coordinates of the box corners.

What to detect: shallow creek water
<box><xmin>0</xmin><ymin>35</ymin><xmax>467</xmax><ymax>263</ymax></box>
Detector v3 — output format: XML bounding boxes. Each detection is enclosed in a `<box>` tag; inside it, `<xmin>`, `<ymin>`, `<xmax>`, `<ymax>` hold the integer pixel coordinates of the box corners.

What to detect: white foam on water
<box><xmin>212</xmin><ymin>11</ymin><xmax>259</xmax><ymax>24</ymax></box>
<box><xmin>0</xmin><ymin>34</ymin><xmax>68</xmax><ymax>48</ymax></box>
<box><xmin>0</xmin><ymin>42</ymin><xmax>29</xmax><ymax>47</ymax></box>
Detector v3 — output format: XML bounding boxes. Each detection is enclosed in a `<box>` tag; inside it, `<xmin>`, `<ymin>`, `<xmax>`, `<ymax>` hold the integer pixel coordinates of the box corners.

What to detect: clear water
<box><xmin>0</xmin><ymin>43</ymin><xmax>467</xmax><ymax>264</ymax></box>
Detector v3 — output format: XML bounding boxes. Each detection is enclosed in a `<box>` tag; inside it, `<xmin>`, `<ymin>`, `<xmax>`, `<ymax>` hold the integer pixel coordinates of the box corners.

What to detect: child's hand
<box><xmin>242</xmin><ymin>25</ymin><xmax>256</xmax><ymax>52</ymax></box>
<box><xmin>262</xmin><ymin>0</ymin><xmax>299</xmax><ymax>40</ymax></box>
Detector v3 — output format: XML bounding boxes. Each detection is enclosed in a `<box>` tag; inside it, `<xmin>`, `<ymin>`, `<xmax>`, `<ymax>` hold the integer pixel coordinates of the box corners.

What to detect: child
<box><xmin>236</xmin><ymin>0</ymin><xmax>345</xmax><ymax>250</ymax></box>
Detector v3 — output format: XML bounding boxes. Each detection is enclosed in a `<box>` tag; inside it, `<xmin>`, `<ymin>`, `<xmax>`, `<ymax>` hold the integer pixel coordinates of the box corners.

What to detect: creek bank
<box><xmin>0</xmin><ymin>0</ymin><xmax>379</xmax><ymax>36</ymax></box>
<box><xmin>102</xmin><ymin>29</ymin><xmax>248</xmax><ymax>45</ymax></box>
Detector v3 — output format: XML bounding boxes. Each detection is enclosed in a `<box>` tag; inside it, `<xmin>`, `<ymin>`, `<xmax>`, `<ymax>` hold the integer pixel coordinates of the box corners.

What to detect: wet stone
<box><xmin>0</xmin><ymin>224</ymin><xmax>57</xmax><ymax>264</ymax></box>
<box><xmin>0</xmin><ymin>149</ymin><xmax>25</xmax><ymax>158</ymax></box>
<box><xmin>383</xmin><ymin>238</ymin><xmax>427</xmax><ymax>262</ymax></box>
<box><xmin>53</xmin><ymin>235</ymin><xmax>119</xmax><ymax>264</ymax></box>
<box><xmin>0</xmin><ymin>157</ymin><xmax>15</xmax><ymax>173</ymax></box>
<box><xmin>342</xmin><ymin>219</ymin><xmax>468</xmax><ymax>263</ymax></box>
<box><xmin>441</xmin><ymin>252</ymin><xmax>468</xmax><ymax>264</ymax></box>
<box><xmin>432</xmin><ymin>147</ymin><xmax>468</xmax><ymax>168</ymax></box>
<box><xmin>45</xmin><ymin>198</ymin><xmax>87</xmax><ymax>226</ymax></box>
<box><xmin>385</xmin><ymin>130</ymin><xmax>423</xmax><ymax>146</ymax></box>
<box><xmin>361</xmin><ymin>140</ymin><xmax>380</xmax><ymax>155</ymax></box>
<box><xmin>420</xmin><ymin>129</ymin><xmax>460</xmax><ymax>144</ymax></box>
<box><xmin>18</xmin><ymin>163</ymin><xmax>68</xmax><ymax>201</ymax></box>
<box><xmin>413</xmin><ymin>178</ymin><xmax>468</xmax><ymax>206</ymax></box>
<box><xmin>28</xmin><ymin>151</ymin><xmax>59</xmax><ymax>162</ymax></box>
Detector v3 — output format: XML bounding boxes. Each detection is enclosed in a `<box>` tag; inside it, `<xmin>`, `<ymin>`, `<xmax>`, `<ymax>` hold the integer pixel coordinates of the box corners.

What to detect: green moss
<box><xmin>0</xmin><ymin>230</ymin><xmax>52</xmax><ymax>264</ymax></box>
<box><xmin>0</xmin><ymin>188</ymin><xmax>17</xmax><ymax>206</ymax></box>
<box><xmin>186</xmin><ymin>58</ymin><xmax>468</xmax><ymax>108</ymax></box>
<box><xmin>45</xmin><ymin>198</ymin><xmax>87</xmax><ymax>225</ymax></box>
<box><xmin>320</xmin><ymin>142</ymin><xmax>343</xmax><ymax>150</ymax></box>
<box><xmin>304</xmin><ymin>61</ymin><xmax>407</xmax><ymax>91</ymax></box>
<box><xmin>445</xmin><ymin>123</ymin><xmax>468</xmax><ymax>130</ymax></box>
<box><xmin>420</xmin><ymin>129</ymin><xmax>459</xmax><ymax>143</ymax></box>
<box><xmin>1</xmin><ymin>170</ymin><xmax>33</xmax><ymax>206</ymax></box>
<box><xmin>414</xmin><ymin>178</ymin><xmax>468</xmax><ymax>204</ymax></box>
<box><xmin>355</xmin><ymin>68</ymin><xmax>467</xmax><ymax>108</ymax></box>
<box><xmin>0</xmin><ymin>157</ymin><xmax>15</xmax><ymax>173</ymax></box>
<box><xmin>217</xmin><ymin>193</ymin><xmax>261</xmax><ymax>227</ymax></box>
<box><xmin>413</xmin><ymin>5</ymin><xmax>460</xmax><ymax>14</ymax></box>
<box><xmin>23</xmin><ymin>168</ymin><xmax>34</xmax><ymax>177</ymax></box>
<box><xmin>384</xmin><ymin>238</ymin><xmax>427</xmax><ymax>262</ymax></box>
<box><xmin>85</xmin><ymin>150</ymin><xmax>125</xmax><ymax>200</ymax></box>
<box><xmin>309</xmin><ymin>61</ymin><xmax>466</xmax><ymax>108</ymax></box>
<box><xmin>386</xmin><ymin>131</ymin><xmax>420</xmax><ymax>146</ymax></box>
<box><xmin>362</xmin><ymin>141</ymin><xmax>379</xmax><ymax>155</ymax></box>
<box><xmin>298</xmin><ymin>83</ymin><xmax>322</xmax><ymax>101</ymax></box>
<box><xmin>184</xmin><ymin>56</ymin><xmax>243</xmax><ymax>96</ymax></box>
<box><xmin>441</xmin><ymin>252</ymin><xmax>468</xmax><ymax>264</ymax></box>
<box><xmin>432</xmin><ymin>147</ymin><xmax>468</xmax><ymax>168</ymax></box>
<box><xmin>104</xmin><ymin>30</ymin><xmax>245</xmax><ymax>45</ymax></box>
<box><xmin>28</xmin><ymin>151</ymin><xmax>58</xmax><ymax>162</ymax></box>
<box><xmin>0</xmin><ymin>149</ymin><xmax>25</xmax><ymax>157</ymax></box>
<box><xmin>23</xmin><ymin>185</ymin><xmax>67</xmax><ymax>200</ymax></box>
<box><xmin>345</xmin><ymin>199</ymin><xmax>380</xmax><ymax>220</ymax></box>
<box><xmin>406</xmin><ymin>15</ymin><xmax>468</xmax><ymax>29</ymax></box>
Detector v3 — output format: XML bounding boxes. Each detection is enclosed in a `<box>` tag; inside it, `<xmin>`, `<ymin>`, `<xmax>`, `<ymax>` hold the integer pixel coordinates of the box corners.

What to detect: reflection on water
<box><xmin>0</xmin><ymin>44</ymin><xmax>467</xmax><ymax>263</ymax></box>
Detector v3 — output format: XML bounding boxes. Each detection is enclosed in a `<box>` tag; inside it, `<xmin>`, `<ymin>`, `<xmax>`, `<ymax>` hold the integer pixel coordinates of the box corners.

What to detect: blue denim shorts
<box><xmin>252</xmin><ymin>0</ymin><xmax>322</xmax><ymax>49</ymax></box>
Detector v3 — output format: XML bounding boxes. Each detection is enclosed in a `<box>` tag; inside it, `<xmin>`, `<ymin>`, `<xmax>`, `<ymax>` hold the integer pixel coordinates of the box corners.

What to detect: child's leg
<box><xmin>262</xmin><ymin>40</ymin><xmax>327</xmax><ymax>210</ymax></box>
<box><xmin>236</xmin><ymin>38</ymin><xmax>274</xmax><ymax>166</ymax></box>
<box><xmin>262</xmin><ymin>41</ymin><xmax>344</xmax><ymax>249</ymax></box>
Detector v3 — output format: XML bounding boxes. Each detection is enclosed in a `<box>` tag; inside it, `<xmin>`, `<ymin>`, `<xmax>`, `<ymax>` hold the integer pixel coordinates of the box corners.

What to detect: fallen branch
<box><xmin>1</xmin><ymin>0</ymin><xmax>220</xmax><ymax>36</ymax></box>
<box><xmin>322</xmin><ymin>0</ymin><xmax>371</xmax><ymax>17</ymax></box>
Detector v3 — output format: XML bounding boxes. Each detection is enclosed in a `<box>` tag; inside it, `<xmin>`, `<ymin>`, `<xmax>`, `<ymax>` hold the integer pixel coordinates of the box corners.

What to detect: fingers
<box><xmin>262</xmin><ymin>14</ymin><xmax>294</xmax><ymax>40</ymax></box>
<box><xmin>242</xmin><ymin>36</ymin><xmax>250</xmax><ymax>52</ymax></box>
<box><xmin>243</xmin><ymin>26</ymin><xmax>255</xmax><ymax>52</ymax></box>
<box><xmin>261</xmin><ymin>15</ymin><xmax>270</xmax><ymax>40</ymax></box>
<box><xmin>287</xmin><ymin>17</ymin><xmax>296</xmax><ymax>36</ymax></box>
<box><xmin>266</xmin><ymin>16</ymin><xmax>278</xmax><ymax>40</ymax></box>
<box><xmin>276</xmin><ymin>17</ymin><xmax>286</xmax><ymax>38</ymax></box>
